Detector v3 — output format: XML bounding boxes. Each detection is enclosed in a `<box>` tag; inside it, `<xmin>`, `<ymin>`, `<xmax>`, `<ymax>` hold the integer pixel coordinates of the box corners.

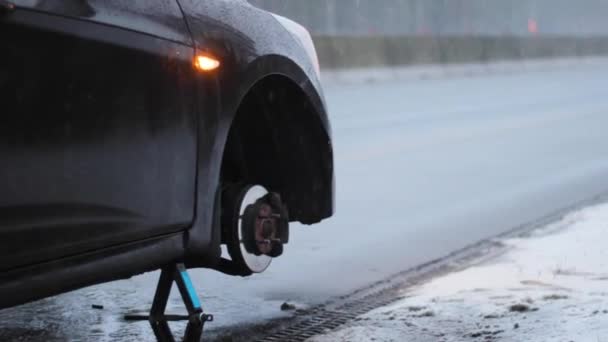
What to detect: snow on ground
<box><xmin>309</xmin><ymin>202</ymin><xmax>608</xmax><ymax>342</ymax></box>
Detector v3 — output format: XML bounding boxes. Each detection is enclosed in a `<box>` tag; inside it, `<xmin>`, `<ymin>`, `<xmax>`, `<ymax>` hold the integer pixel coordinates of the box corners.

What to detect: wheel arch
<box><xmin>184</xmin><ymin>54</ymin><xmax>334</xmax><ymax>269</ymax></box>
<box><xmin>221</xmin><ymin>59</ymin><xmax>334</xmax><ymax>225</ymax></box>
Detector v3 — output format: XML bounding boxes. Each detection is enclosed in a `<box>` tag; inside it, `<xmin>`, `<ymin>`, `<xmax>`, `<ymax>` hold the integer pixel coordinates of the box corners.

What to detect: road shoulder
<box><xmin>308</xmin><ymin>202</ymin><xmax>608</xmax><ymax>341</ymax></box>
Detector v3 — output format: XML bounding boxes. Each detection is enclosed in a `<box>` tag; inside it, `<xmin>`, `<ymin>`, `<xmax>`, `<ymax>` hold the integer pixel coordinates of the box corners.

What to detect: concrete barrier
<box><xmin>312</xmin><ymin>36</ymin><xmax>608</xmax><ymax>69</ymax></box>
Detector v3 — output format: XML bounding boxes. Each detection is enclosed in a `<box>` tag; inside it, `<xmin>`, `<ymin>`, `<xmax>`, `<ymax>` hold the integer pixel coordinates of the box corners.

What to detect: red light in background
<box><xmin>528</xmin><ymin>18</ymin><xmax>539</xmax><ymax>34</ymax></box>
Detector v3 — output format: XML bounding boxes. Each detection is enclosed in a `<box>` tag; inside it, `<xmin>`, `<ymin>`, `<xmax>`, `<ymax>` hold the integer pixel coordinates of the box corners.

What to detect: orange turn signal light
<box><xmin>194</xmin><ymin>54</ymin><xmax>220</xmax><ymax>72</ymax></box>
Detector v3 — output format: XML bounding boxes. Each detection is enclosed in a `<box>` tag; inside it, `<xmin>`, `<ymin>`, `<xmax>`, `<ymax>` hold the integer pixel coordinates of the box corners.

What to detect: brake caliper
<box><xmin>241</xmin><ymin>192</ymin><xmax>289</xmax><ymax>258</ymax></box>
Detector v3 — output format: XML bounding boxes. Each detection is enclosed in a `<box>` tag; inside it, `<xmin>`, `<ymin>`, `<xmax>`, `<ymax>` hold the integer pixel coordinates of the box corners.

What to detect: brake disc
<box><xmin>222</xmin><ymin>184</ymin><xmax>289</xmax><ymax>275</ymax></box>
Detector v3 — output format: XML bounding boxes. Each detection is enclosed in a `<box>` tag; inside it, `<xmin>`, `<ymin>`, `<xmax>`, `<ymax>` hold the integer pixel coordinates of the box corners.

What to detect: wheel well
<box><xmin>220</xmin><ymin>75</ymin><xmax>333</xmax><ymax>224</ymax></box>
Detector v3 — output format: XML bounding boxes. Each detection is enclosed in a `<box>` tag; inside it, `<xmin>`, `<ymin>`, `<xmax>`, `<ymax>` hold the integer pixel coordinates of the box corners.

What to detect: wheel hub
<box><xmin>222</xmin><ymin>185</ymin><xmax>289</xmax><ymax>275</ymax></box>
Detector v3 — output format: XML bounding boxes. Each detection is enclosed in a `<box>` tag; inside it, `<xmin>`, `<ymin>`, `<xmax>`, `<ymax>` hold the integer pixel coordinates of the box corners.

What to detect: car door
<box><xmin>0</xmin><ymin>0</ymin><xmax>198</xmax><ymax>271</ymax></box>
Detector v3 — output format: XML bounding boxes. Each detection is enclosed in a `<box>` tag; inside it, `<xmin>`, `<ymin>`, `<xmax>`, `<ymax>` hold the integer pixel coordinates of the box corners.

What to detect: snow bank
<box><xmin>309</xmin><ymin>202</ymin><xmax>608</xmax><ymax>341</ymax></box>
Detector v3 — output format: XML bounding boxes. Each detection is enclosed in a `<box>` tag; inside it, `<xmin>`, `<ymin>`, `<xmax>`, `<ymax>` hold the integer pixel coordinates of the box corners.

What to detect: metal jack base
<box><xmin>128</xmin><ymin>263</ymin><xmax>213</xmax><ymax>342</ymax></box>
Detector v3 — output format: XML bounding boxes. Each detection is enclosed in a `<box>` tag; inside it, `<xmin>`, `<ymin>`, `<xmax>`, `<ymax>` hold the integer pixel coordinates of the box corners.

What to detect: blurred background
<box><xmin>252</xmin><ymin>0</ymin><xmax>608</xmax><ymax>36</ymax></box>
<box><xmin>250</xmin><ymin>0</ymin><xmax>608</xmax><ymax>68</ymax></box>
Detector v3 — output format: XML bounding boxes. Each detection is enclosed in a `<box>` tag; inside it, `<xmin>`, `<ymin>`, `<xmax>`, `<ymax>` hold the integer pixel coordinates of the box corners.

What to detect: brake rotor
<box><xmin>222</xmin><ymin>184</ymin><xmax>289</xmax><ymax>275</ymax></box>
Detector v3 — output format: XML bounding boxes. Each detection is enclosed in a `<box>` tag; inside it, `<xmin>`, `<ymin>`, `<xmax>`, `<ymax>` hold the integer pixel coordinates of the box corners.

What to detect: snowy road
<box><xmin>2</xmin><ymin>61</ymin><xmax>608</xmax><ymax>340</ymax></box>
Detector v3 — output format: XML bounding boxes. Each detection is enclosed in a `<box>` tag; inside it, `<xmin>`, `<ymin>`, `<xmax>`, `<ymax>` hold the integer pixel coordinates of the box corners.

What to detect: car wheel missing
<box><xmin>221</xmin><ymin>184</ymin><xmax>289</xmax><ymax>275</ymax></box>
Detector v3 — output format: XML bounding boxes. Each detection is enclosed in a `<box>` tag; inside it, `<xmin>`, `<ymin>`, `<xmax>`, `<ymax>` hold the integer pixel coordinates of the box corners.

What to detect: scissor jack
<box><xmin>126</xmin><ymin>263</ymin><xmax>213</xmax><ymax>342</ymax></box>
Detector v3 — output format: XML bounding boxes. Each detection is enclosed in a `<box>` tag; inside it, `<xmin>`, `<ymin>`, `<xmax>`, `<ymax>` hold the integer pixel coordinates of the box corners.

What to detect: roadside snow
<box><xmin>308</xmin><ymin>202</ymin><xmax>608</xmax><ymax>342</ymax></box>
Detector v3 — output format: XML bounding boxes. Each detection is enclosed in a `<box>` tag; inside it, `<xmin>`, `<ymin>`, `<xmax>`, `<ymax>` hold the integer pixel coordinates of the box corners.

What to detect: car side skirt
<box><xmin>0</xmin><ymin>232</ymin><xmax>184</xmax><ymax>309</ymax></box>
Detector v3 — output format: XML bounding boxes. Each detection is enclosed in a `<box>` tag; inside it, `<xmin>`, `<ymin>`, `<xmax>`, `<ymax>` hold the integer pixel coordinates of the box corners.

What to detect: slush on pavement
<box><xmin>309</xmin><ymin>203</ymin><xmax>608</xmax><ymax>341</ymax></box>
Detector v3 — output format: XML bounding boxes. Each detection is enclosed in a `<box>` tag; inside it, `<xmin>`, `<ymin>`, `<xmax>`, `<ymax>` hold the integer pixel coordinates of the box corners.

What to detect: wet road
<box><xmin>2</xmin><ymin>62</ymin><xmax>608</xmax><ymax>340</ymax></box>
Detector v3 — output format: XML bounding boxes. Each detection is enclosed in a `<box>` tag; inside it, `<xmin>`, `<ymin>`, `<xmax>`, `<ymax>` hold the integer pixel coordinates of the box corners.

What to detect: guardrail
<box><xmin>313</xmin><ymin>36</ymin><xmax>608</xmax><ymax>69</ymax></box>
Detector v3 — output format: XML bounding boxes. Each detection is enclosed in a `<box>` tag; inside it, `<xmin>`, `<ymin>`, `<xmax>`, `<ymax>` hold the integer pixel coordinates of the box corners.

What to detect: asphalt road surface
<box><xmin>2</xmin><ymin>61</ymin><xmax>608</xmax><ymax>341</ymax></box>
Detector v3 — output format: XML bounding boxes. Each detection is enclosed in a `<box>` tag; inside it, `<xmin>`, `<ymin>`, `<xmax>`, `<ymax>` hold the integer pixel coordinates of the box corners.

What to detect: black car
<box><xmin>0</xmin><ymin>0</ymin><xmax>334</xmax><ymax>310</ymax></box>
